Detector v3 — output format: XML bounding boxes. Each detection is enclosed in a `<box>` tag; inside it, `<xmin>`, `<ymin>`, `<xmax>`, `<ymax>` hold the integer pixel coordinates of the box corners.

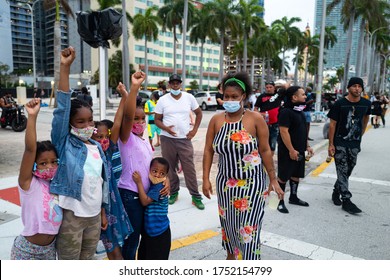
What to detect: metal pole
<box><xmin>99</xmin><ymin>47</ymin><xmax>107</xmax><ymax>120</ymax></box>
<box><xmin>181</xmin><ymin>0</ymin><xmax>189</xmax><ymax>90</ymax></box>
<box><xmin>122</xmin><ymin>0</ymin><xmax>130</xmax><ymax>89</ymax></box>
<box><xmin>315</xmin><ymin>0</ymin><xmax>326</xmax><ymax>112</ymax></box>
<box><xmin>20</xmin><ymin>1</ymin><xmax>39</xmax><ymax>88</ymax></box>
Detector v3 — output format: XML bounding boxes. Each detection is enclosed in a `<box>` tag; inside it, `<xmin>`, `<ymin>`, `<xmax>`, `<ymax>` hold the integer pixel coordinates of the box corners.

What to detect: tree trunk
<box><xmin>181</xmin><ymin>0</ymin><xmax>188</xmax><ymax>88</ymax></box>
<box><xmin>219</xmin><ymin>30</ymin><xmax>224</xmax><ymax>81</ymax></box>
<box><xmin>250</xmin><ymin>56</ymin><xmax>255</xmax><ymax>85</ymax></box>
<box><xmin>199</xmin><ymin>42</ymin><xmax>204</xmax><ymax>90</ymax></box>
<box><xmin>261</xmin><ymin>57</ymin><xmax>265</xmax><ymax>92</ymax></box>
<box><xmin>173</xmin><ymin>26</ymin><xmax>177</xmax><ymax>74</ymax></box>
<box><xmin>355</xmin><ymin>19</ymin><xmax>365</xmax><ymax>77</ymax></box>
<box><xmin>281</xmin><ymin>50</ymin><xmax>286</xmax><ymax>79</ymax></box>
<box><xmin>144</xmin><ymin>39</ymin><xmax>148</xmax><ymax>89</ymax></box>
<box><xmin>342</xmin><ymin>13</ymin><xmax>355</xmax><ymax>93</ymax></box>
<box><xmin>243</xmin><ymin>33</ymin><xmax>248</xmax><ymax>72</ymax></box>
<box><xmin>294</xmin><ymin>52</ymin><xmax>299</xmax><ymax>85</ymax></box>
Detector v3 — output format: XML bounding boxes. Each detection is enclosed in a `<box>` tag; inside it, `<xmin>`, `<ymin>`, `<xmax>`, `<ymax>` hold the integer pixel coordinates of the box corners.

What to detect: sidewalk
<box><xmin>0</xmin><ymin>103</ymin><xmax>331</xmax><ymax>260</ymax></box>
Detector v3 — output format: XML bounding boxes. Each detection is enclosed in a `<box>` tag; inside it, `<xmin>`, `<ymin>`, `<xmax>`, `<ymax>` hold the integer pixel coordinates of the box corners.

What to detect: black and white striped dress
<box><xmin>213</xmin><ymin>113</ymin><xmax>266</xmax><ymax>260</ymax></box>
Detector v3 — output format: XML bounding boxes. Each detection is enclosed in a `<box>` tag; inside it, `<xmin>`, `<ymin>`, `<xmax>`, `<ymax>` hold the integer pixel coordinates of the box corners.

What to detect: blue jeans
<box><xmin>268</xmin><ymin>124</ymin><xmax>279</xmax><ymax>152</ymax></box>
<box><xmin>119</xmin><ymin>189</ymin><xmax>144</xmax><ymax>260</ymax></box>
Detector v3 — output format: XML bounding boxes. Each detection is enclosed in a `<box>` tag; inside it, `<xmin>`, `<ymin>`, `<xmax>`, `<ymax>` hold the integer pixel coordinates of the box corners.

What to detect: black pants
<box><xmin>138</xmin><ymin>227</ymin><xmax>171</xmax><ymax>260</ymax></box>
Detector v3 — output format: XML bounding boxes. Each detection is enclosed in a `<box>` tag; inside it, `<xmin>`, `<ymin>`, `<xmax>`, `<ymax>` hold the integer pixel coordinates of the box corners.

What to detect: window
<box><xmin>135</xmin><ymin>45</ymin><xmax>145</xmax><ymax>51</ymax></box>
<box><xmin>191</xmin><ymin>46</ymin><xmax>197</xmax><ymax>52</ymax></box>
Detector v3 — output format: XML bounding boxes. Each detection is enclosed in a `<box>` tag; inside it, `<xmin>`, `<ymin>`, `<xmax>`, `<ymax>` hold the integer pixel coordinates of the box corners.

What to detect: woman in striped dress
<box><xmin>203</xmin><ymin>72</ymin><xmax>284</xmax><ymax>260</ymax></box>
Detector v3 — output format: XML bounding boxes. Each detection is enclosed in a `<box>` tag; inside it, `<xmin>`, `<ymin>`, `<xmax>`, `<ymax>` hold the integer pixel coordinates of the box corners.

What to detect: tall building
<box><xmin>314</xmin><ymin>0</ymin><xmax>360</xmax><ymax>70</ymax></box>
<box><xmin>4</xmin><ymin>0</ymin><xmax>91</xmax><ymax>87</ymax></box>
<box><xmin>90</xmin><ymin>0</ymin><xmax>220</xmax><ymax>90</ymax></box>
<box><xmin>0</xmin><ymin>1</ymin><xmax>13</xmax><ymax>73</ymax></box>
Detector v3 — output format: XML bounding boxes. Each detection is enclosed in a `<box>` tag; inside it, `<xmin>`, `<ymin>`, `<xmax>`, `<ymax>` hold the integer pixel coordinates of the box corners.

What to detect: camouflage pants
<box><xmin>333</xmin><ymin>146</ymin><xmax>360</xmax><ymax>200</ymax></box>
<box><xmin>56</xmin><ymin>209</ymin><xmax>101</xmax><ymax>260</ymax></box>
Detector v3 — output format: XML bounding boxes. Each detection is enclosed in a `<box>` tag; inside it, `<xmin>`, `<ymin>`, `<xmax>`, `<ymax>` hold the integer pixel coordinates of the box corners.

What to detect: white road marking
<box><xmin>319</xmin><ymin>173</ymin><xmax>390</xmax><ymax>187</ymax></box>
<box><xmin>0</xmin><ymin>176</ymin><xmax>18</xmax><ymax>190</ymax></box>
<box><xmin>261</xmin><ymin>231</ymin><xmax>363</xmax><ymax>260</ymax></box>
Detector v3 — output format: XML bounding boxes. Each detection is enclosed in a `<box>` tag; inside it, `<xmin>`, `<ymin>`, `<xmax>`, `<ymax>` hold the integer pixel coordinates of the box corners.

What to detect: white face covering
<box><xmin>70</xmin><ymin>125</ymin><xmax>95</xmax><ymax>141</ymax></box>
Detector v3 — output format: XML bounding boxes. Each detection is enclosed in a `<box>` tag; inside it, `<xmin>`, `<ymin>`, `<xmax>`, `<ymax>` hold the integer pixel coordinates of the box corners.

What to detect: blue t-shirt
<box><xmin>144</xmin><ymin>182</ymin><xmax>169</xmax><ymax>237</ymax></box>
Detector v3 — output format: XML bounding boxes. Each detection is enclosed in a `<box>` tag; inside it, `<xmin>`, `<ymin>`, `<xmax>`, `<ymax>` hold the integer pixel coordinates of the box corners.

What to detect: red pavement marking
<box><xmin>0</xmin><ymin>187</ymin><xmax>21</xmax><ymax>206</ymax></box>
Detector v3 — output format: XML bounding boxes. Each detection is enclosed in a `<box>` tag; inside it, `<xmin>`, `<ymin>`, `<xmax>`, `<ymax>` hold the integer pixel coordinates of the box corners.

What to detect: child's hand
<box><xmin>131</xmin><ymin>71</ymin><xmax>146</xmax><ymax>87</ymax></box>
<box><xmin>61</xmin><ymin>47</ymin><xmax>76</xmax><ymax>66</ymax></box>
<box><xmin>132</xmin><ymin>171</ymin><xmax>141</xmax><ymax>184</ymax></box>
<box><xmin>101</xmin><ymin>211</ymin><xmax>108</xmax><ymax>231</ymax></box>
<box><xmin>25</xmin><ymin>98</ymin><xmax>41</xmax><ymax>116</ymax></box>
<box><xmin>116</xmin><ymin>82</ymin><xmax>128</xmax><ymax>96</ymax></box>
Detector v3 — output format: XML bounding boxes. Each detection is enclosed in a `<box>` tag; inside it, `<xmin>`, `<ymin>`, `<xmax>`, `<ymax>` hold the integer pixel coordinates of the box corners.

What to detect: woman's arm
<box><xmin>202</xmin><ymin>116</ymin><xmax>216</xmax><ymax>199</ymax></box>
<box><xmin>18</xmin><ymin>98</ymin><xmax>41</xmax><ymax>191</ymax></box>
<box><xmin>110</xmin><ymin>83</ymin><xmax>128</xmax><ymax>144</ymax></box>
<box><xmin>120</xmin><ymin>72</ymin><xmax>146</xmax><ymax>143</ymax></box>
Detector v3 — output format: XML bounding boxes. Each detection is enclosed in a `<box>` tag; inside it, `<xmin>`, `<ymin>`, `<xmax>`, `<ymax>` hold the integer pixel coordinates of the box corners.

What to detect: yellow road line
<box><xmin>311</xmin><ymin>160</ymin><xmax>333</xmax><ymax>177</ymax></box>
<box><xmin>171</xmin><ymin>230</ymin><xmax>220</xmax><ymax>251</ymax></box>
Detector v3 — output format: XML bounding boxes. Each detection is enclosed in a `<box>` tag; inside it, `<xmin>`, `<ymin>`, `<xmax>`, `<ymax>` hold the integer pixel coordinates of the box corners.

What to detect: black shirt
<box><xmin>216</xmin><ymin>92</ymin><xmax>224</xmax><ymax>110</ymax></box>
<box><xmin>327</xmin><ymin>97</ymin><xmax>371</xmax><ymax>148</ymax></box>
<box><xmin>278</xmin><ymin>107</ymin><xmax>307</xmax><ymax>153</ymax></box>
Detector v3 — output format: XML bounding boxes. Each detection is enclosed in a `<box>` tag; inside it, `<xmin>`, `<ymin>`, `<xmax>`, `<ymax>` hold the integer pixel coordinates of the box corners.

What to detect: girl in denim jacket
<box><xmin>50</xmin><ymin>47</ymin><xmax>109</xmax><ymax>259</ymax></box>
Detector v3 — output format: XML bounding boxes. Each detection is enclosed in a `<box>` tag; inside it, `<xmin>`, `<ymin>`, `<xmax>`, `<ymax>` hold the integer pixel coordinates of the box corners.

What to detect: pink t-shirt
<box><xmin>118</xmin><ymin>132</ymin><xmax>153</xmax><ymax>193</ymax></box>
<box><xmin>19</xmin><ymin>176</ymin><xmax>63</xmax><ymax>236</ymax></box>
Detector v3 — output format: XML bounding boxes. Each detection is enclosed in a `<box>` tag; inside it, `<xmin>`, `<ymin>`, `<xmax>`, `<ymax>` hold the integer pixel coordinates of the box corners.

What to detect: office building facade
<box><xmin>4</xmin><ymin>0</ymin><xmax>91</xmax><ymax>87</ymax></box>
<box><xmin>314</xmin><ymin>0</ymin><xmax>360</xmax><ymax>70</ymax></box>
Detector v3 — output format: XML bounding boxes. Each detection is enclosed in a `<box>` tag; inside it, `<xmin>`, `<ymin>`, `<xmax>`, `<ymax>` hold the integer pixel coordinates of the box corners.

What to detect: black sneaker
<box><xmin>332</xmin><ymin>190</ymin><xmax>342</xmax><ymax>206</ymax></box>
<box><xmin>277</xmin><ymin>201</ymin><xmax>289</xmax><ymax>214</ymax></box>
<box><xmin>342</xmin><ymin>199</ymin><xmax>362</xmax><ymax>214</ymax></box>
<box><xmin>289</xmin><ymin>197</ymin><xmax>309</xmax><ymax>207</ymax></box>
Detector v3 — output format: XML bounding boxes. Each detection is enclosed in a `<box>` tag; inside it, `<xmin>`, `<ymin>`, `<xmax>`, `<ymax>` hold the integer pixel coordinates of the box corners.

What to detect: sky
<box><xmin>263</xmin><ymin>0</ymin><xmax>316</xmax><ymax>73</ymax></box>
<box><xmin>264</xmin><ymin>0</ymin><xmax>316</xmax><ymax>32</ymax></box>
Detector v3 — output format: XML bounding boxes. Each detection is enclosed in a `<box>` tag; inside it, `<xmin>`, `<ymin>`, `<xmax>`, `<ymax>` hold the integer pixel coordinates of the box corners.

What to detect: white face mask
<box><xmin>170</xmin><ymin>89</ymin><xmax>181</xmax><ymax>96</ymax></box>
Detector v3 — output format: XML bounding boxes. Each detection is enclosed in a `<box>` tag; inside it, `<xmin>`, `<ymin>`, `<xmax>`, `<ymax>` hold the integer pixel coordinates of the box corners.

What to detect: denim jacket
<box><xmin>50</xmin><ymin>90</ymin><xmax>109</xmax><ymax>207</ymax></box>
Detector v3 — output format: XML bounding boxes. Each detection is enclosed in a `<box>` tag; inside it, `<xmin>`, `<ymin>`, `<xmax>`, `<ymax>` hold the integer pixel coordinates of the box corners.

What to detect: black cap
<box><xmin>169</xmin><ymin>74</ymin><xmax>182</xmax><ymax>83</ymax></box>
<box><xmin>347</xmin><ymin>77</ymin><xmax>364</xmax><ymax>90</ymax></box>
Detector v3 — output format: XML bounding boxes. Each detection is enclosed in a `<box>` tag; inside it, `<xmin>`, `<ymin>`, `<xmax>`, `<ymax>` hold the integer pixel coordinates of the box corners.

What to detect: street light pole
<box><xmin>18</xmin><ymin>0</ymin><xmax>40</xmax><ymax>88</ymax></box>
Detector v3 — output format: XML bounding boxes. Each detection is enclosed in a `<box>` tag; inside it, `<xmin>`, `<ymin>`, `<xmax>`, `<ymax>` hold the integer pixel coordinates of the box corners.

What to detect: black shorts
<box><xmin>277</xmin><ymin>151</ymin><xmax>305</xmax><ymax>181</ymax></box>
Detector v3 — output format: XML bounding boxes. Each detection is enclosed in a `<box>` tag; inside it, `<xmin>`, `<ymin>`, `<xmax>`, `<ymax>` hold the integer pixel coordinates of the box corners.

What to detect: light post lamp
<box><xmin>17</xmin><ymin>0</ymin><xmax>40</xmax><ymax>88</ymax></box>
<box><xmin>367</xmin><ymin>26</ymin><xmax>387</xmax><ymax>82</ymax></box>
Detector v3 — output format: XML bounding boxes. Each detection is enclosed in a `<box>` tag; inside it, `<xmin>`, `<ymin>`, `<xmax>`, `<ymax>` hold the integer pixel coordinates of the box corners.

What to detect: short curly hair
<box><xmin>221</xmin><ymin>72</ymin><xmax>252</xmax><ymax>101</ymax></box>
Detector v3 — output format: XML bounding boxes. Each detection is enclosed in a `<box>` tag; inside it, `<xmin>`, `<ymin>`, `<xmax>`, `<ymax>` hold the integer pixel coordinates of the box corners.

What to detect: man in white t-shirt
<box><xmin>154</xmin><ymin>74</ymin><xmax>205</xmax><ymax>210</ymax></box>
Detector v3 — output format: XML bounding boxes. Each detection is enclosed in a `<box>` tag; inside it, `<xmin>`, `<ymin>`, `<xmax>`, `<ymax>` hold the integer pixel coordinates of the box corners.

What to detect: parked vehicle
<box><xmin>0</xmin><ymin>105</ymin><xmax>27</xmax><ymax>132</ymax></box>
<box><xmin>138</xmin><ymin>90</ymin><xmax>152</xmax><ymax>105</ymax></box>
<box><xmin>194</xmin><ymin>91</ymin><xmax>217</xmax><ymax>111</ymax></box>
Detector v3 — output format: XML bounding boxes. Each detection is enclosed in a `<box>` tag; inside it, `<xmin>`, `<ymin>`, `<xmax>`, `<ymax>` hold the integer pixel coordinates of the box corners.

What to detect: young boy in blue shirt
<box><xmin>132</xmin><ymin>157</ymin><xmax>171</xmax><ymax>260</ymax></box>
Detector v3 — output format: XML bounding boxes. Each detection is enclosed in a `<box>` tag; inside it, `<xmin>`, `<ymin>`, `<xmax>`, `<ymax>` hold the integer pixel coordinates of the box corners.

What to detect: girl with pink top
<box><xmin>117</xmin><ymin>72</ymin><xmax>169</xmax><ymax>260</ymax></box>
<box><xmin>10</xmin><ymin>98</ymin><xmax>62</xmax><ymax>260</ymax></box>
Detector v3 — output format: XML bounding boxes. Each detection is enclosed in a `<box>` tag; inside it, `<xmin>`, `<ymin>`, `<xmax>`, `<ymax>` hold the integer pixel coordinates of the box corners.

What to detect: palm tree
<box><xmin>203</xmin><ymin>0</ymin><xmax>239</xmax><ymax>81</ymax></box>
<box><xmin>43</xmin><ymin>0</ymin><xmax>74</xmax><ymax>106</ymax></box>
<box><xmin>132</xmin><ymin>6</ymin><xmax>162</xmax><ymax>89</ymax></box>
<box><xmin>327</xmin><ymin>0</ymin><xmax>386</xmax><ymax>90</ymax></box>
<box><xmin>189</xmin><ymin>8</ymin><xmax>218</xmax><ymax>90</ymax></box>
<box><xmin>271</xmin><ymin>16</ymin><xmax>302</xmax><ymax>79</ymax></box>
<box><xmin>158</xmin><ymin>0</ymin><xmax>185</xmax><ymax>74</ymax></box>
<box><xmin>253</xmin><ymin>27</ymin><xmax>282</xmax><ymax>87</ymax></box>
<box><xmin>324</xmin><ymin>26</ymin><xmax>338</xmax><ymax>50</ymax></box>
<box><xmin>235</xmin><ymin>0</ymin><xmax>264</xmax><ymax>72</ymax></box>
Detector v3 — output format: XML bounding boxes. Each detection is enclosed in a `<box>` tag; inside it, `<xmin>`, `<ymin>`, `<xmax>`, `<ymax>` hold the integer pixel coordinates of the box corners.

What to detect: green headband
<box><xmin>224</xmin><ymin>78</ymin><xmax>246</xmax><ymax>92</ymax></box>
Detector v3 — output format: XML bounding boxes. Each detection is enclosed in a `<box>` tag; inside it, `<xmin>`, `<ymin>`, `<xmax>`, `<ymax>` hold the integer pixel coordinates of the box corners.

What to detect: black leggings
<box><xmin>138</xmin><ymin>227</ymin><xmax>171</xmax><ymax>260</ymax></box>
